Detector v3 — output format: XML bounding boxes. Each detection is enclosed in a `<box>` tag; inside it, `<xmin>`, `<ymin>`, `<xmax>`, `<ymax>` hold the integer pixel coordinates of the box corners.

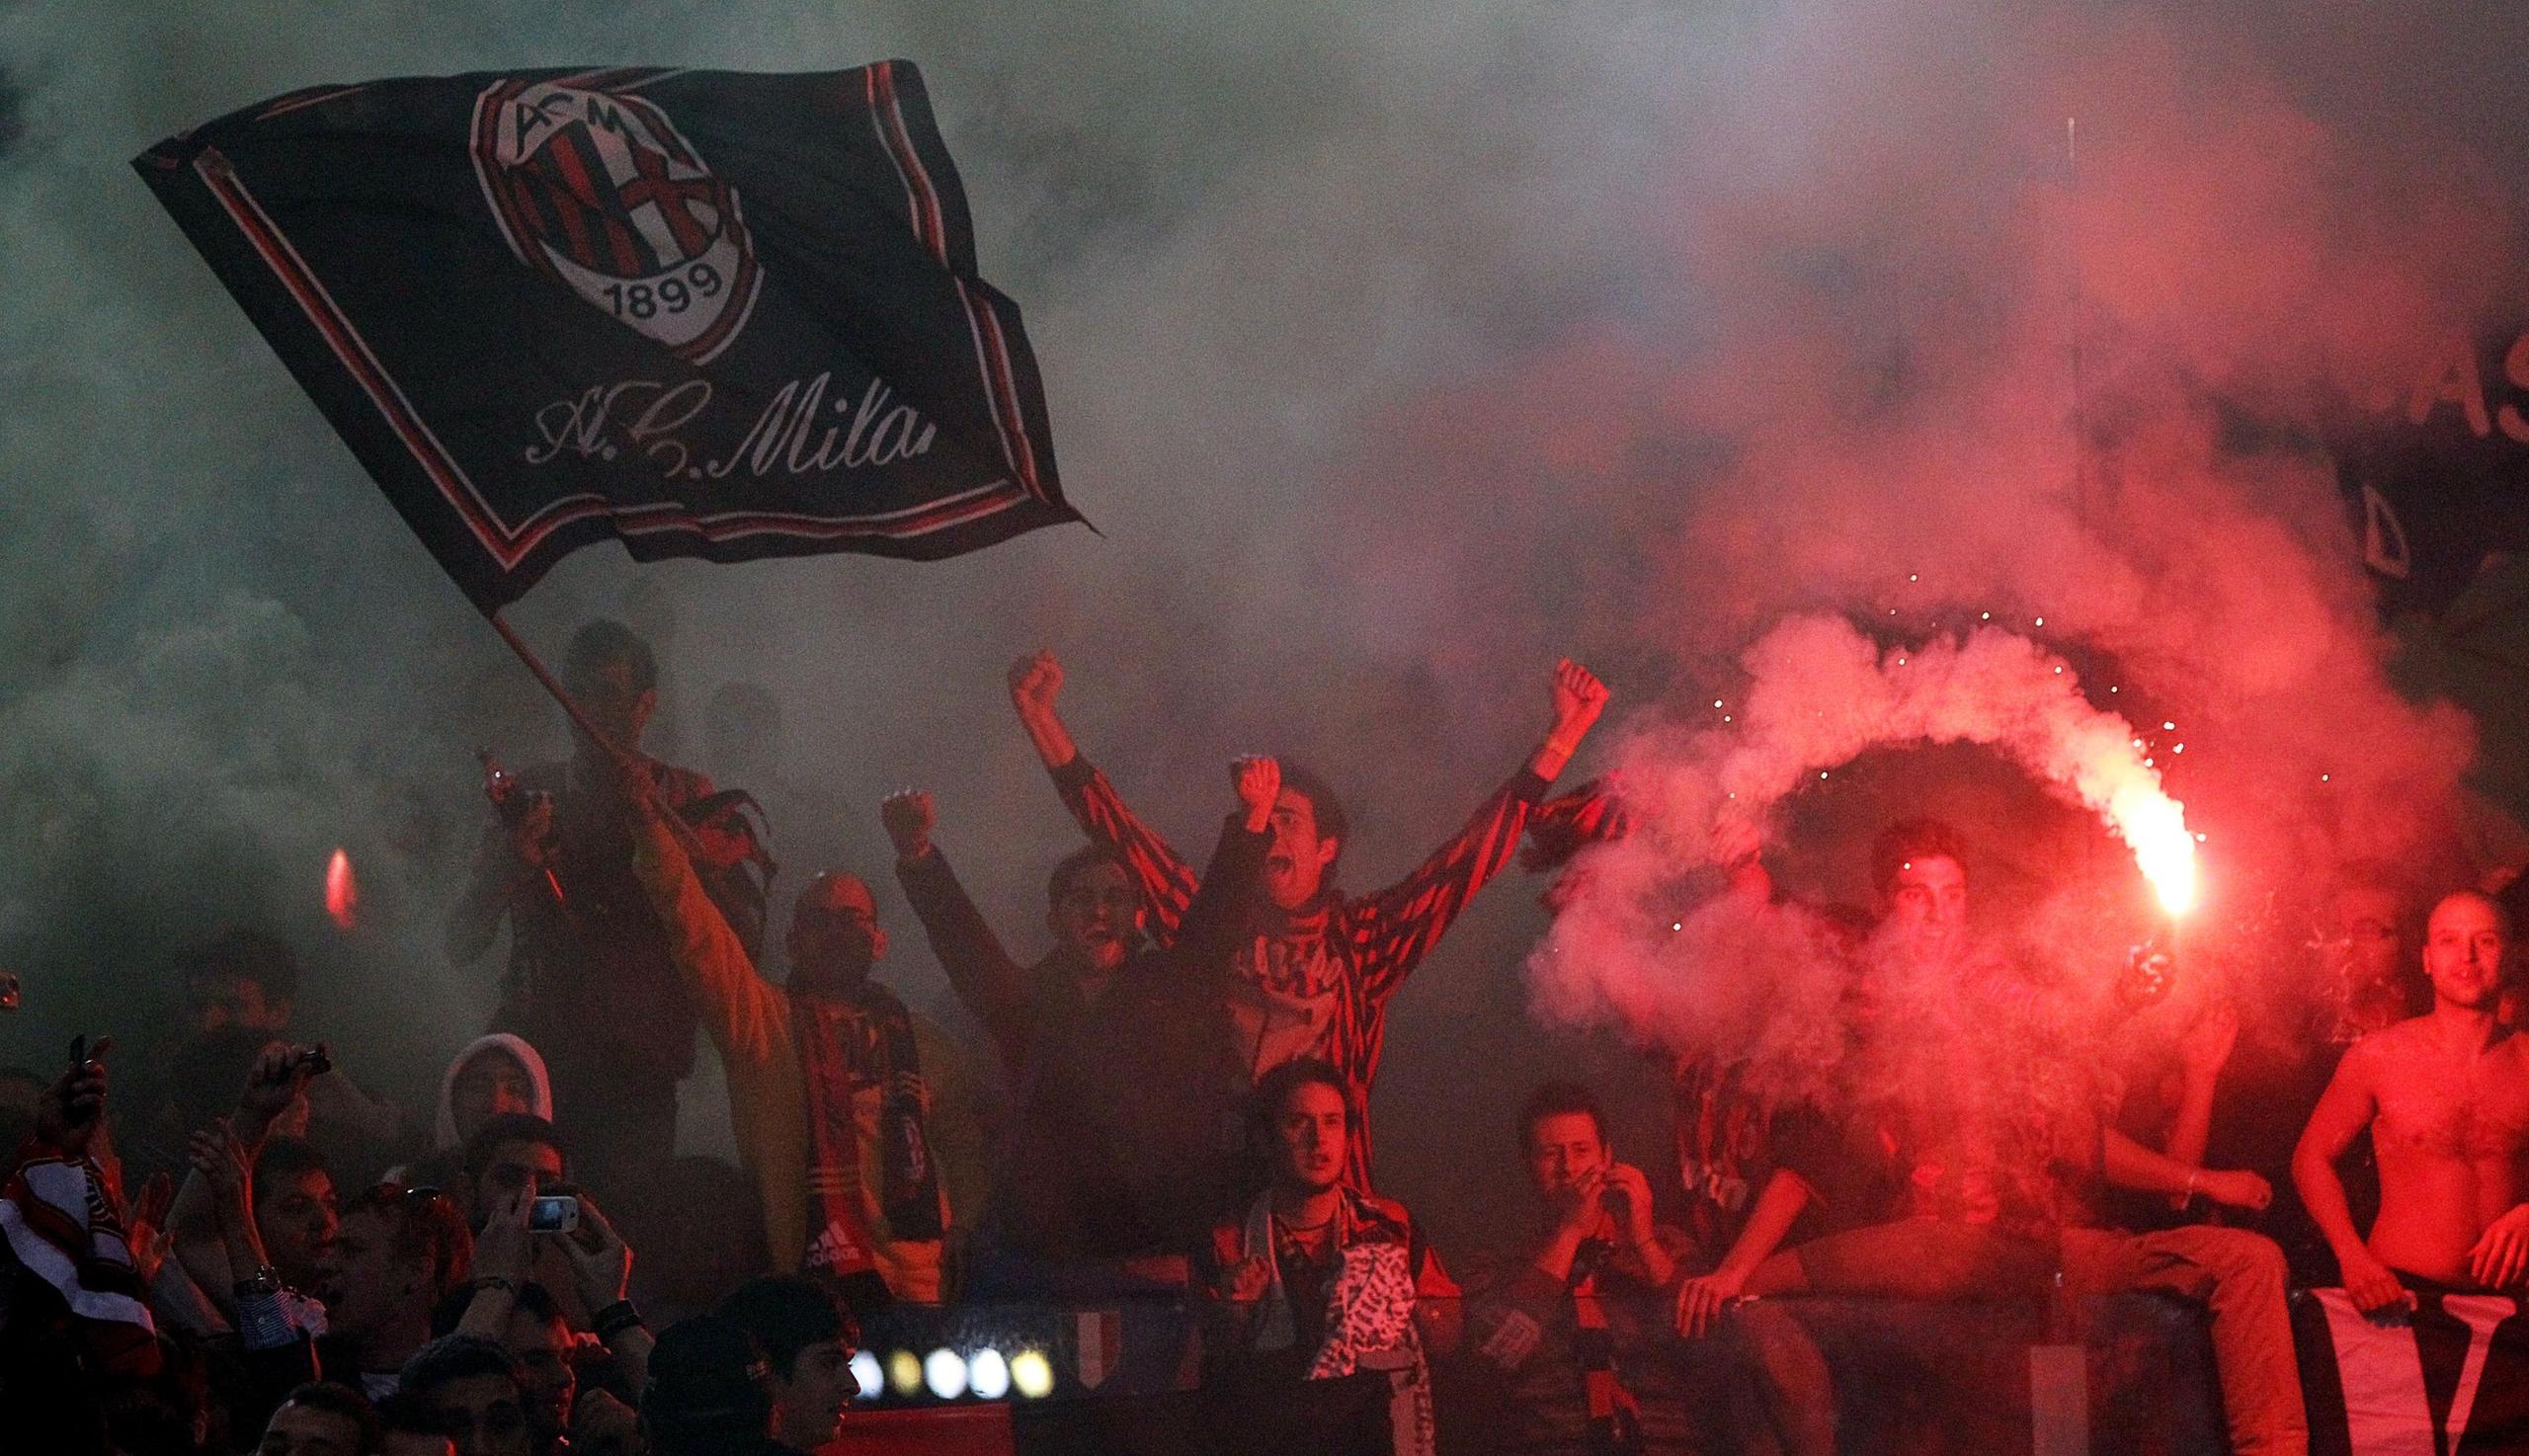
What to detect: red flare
<box><xmin>325</xmin><ymin>849</ymin><xmax>359</xmax><ymax>930</ymax></box>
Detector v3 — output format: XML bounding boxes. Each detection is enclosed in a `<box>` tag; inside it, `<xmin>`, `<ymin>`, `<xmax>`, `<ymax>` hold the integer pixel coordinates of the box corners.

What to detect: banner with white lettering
<box><xmin>135</xmin><ymin>63</ymin><xmax>1075</xmax><ymax>610</ymax></box>
<box><xmin>2333</xmin><ymin>322</ymin><xmax>2529</xmax><ymax>618</ymax></box>
<box><xmin>2292</xmin><ymin>1286</ymin><xmax>2529</xmax><ymax>1455</ymax></box>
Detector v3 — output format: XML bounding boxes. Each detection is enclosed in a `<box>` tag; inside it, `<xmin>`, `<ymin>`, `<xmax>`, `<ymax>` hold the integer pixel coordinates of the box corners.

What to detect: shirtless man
<box><xmin>2294</xmin><ymin>890</ymin><xmax>2529</xmax><ymax>1314</ymax></box>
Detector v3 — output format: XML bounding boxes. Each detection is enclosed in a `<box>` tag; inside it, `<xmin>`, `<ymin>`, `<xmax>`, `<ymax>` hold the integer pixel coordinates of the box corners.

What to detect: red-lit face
<box><xmin>1262</xmin><ymin>789</ymin><xmax>1340</xmax><ymax>912</ymax></box>
<box><xmin>1881</xmin><ymin>853</ymin><xmax>1968</xmax><ymax>960</ymax></box>
<box><xmin>788</xmin><ymin>873</ymin><xmax>885</xmax><ymax>993</ymax></box>
<box><xmin>256</xmin><ymin>1169</ymin><xmax>338</xmax><ymax>1292</ymax></box>
<box><xmin>2423</xmin><ymin>894</ymin><xmax>2506</xmax><ymax>1012</ymax></box>
<box><xmin>188</xmin><ymin>973</ymin><xmax>289</xmax><ymax>1036</ymax></box>
<box><xmin>565</xmin><ymin>658</ymin><xmax>655</xmax><ymax>754</ymax></box>
<box><xmin>2332</xmin><ymin>885</ymin><xmax>2405</xmax><ymax>988</ymax></box>
<box><xmin>258</xmin><ymin>1401</ymin><xmax>365</xmax><ymax>1456</ymax></box>
<box><xmin>424</xmin><ymin>1372</ymin><xmax>532</xmax><ymax>1456</ymax></box>
<box><xmin>1524</xmin><ymin>1110</ymin><xmax>1609</xmax><ymax>1199</ymax></box>
<box><xmin>1270</xmin><ymin>1081</ymin><xmax>1348</xmax><ymax>1193</ymax></box>
<box><xmin>472</xmin><ymin>1139</ymin><xmax>566</xmax><ymax>1227</ymax></box>
<box><xmin>450</xmin><ymin>1054</ymin><xmax>537</xmax><ymax>1143</ymax></box>
<box><xmin>505</xmin><ymin>1307</ymin><xmax>576</xmax><ymax>1447</ymax></box>
<box><xmin>1047</xmin><ymin>860</ymin><xmax>1142</xmax><ymax>974</ymax></box>
<box><xmin>325</xmin><ymin>1208</ymin><xmax>424</xmax><ymax>1339</ymax></box>
<box><xmin>772</xmin><ymin>1336</ymin><xmax>857</xmax><ymax>1450</ymax></box>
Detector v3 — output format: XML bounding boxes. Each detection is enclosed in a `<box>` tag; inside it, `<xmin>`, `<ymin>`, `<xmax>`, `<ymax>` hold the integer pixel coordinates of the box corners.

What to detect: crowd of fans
<box><xmin>4</xmin><ymin>617</ymin><xmax>2526</xmax><ymax>1456</ymax></box>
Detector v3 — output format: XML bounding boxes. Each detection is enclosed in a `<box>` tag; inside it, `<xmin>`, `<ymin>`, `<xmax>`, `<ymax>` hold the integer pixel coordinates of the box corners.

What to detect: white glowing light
<box><xmin>2195</xmin><ymin>833</ymin><xmax>2208</xmax><ymax>843</ymax></box>
<box><xmin>1671</xmin><ymin>922</ymin><xmax>1683</xmax><ymax>931</ymax></box>
<box><xmin>2172</xmin><ymin>743</ymin><xmax>2184</xmax><ymax>754</ymax></box>
<box><xmin>1981</xmin><ymin>611</ymin><xmax>1992</xmax><ymax>620</ymax></box>
<box><xmin>925</xmin><ymin>1348</ymin><xmax>969</xmax><ymax>1400</ymax></box>
<box><xmin>1909</xmin><ymin>573</ymin><xmax>1919</xmax><ymax>581</ymax></box>
<box><xmin>1713</xmin><ymin>699</ymin><xmax>1724</xmax><ymax>708</ymax></box>
<box><xmin>886</xmin><ymin>1350</ymin><xmax>923</xmax><ymax>1398</ymax></box>
<box><xmin>1010</xmin><ymin>1350</ymin><xmax>1055</xmax><ymax>1400</ymax></box>
<box><xmin>2162</xmin><ymin>721</ymin><xmax>2175</xmax><ymax>731</ymax></box>
<box><xmin>2034</xmin><ymin>617</ymin><xmax>2045</xmax><ymax>626</ymax></box>
<box><xmin>969</xmin><ymin>1349</ymin><xmax>1011</xmax><ymax>1401</ymax></box>
<box><xmin>850</xmin><ymin>1351</ymin><xmax>882</xmax><ymax>1401</ymax></box>
<box><xmin>2321</xmin><ymin>773</ymin><xmax>2331</xmax><ymax>782</ymax></box>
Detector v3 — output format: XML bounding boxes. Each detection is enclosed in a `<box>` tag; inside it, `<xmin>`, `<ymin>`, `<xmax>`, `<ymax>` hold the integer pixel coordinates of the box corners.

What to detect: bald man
<box><xmin>2295</xmin><ymin>890</ymin><xmax>2529</xmax><ymax>1314</ymax></box>
<box><xmin>629</xmin><ymin>797</ymin><xmax>982</xmax><ymax>1302</ymax></box>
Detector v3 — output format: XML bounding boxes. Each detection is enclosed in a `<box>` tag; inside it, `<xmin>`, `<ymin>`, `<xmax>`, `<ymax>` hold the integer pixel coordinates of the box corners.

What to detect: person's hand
<box><xmin>1603</xmin><ymin>1163</ymin><xmax>1657</xmax><ymax>1249</ymax></box>
<box><xmin>1218</xmin><ymin>1254</ymin><xmax>1271</xmax><ymax>1304</ymax></box>
<box><xmin>237</xmin><ymin>1042</ymin><xmax>324</xmax><ymax>1128</ymax></box>
<box><xmin>2338</xmin><ymin>1245</ymin><xmax>2416</xmax><ymax>1317</ymax></box>
<box><xmin>880</xmin><ymin>790</ymin><xmax>937</xmax><ymax>861</ymax></box>
<box><xmin>2177</xmin><ymin>1003</ymin><xmax>2240</xmax><ymax>1085</ymax></box>
<box><xmin>508</xmin><ymin>793</ymin><xmax>556</xmax><ymax>868</ymax></box>
<box><xmin>571</xmin><ymin>1388</ymin><xmax>642</xmax><ymax>1456</ymax></box>
<box><xmin>1548</xmin><ymin>659</ymin><xmax>1610</xmax><ymax>742</ymax></box>
<box><xmin>1550</xmin><ymin>1167</ymin><xmax>1609</xmax><ymax>1241</ymax></box>
<box><xmin>2470</xmin><ymin>1203</ymin><xmax>2529</xmax><ymax>1289</ymax></box>
<box><xmin>891</xmin><ymin>1072</ymin><xmax>934</xmax><ymax>1118</ymax></box>
<box><xmin>1674</xmin><ymin>1266</ymin><xmax>1750</xmax><ymax>1339</ymax></box>
<box><xmin>36</xmin><ymin>1036</ymin><xmax>111</xmax><ymax>1156</ymax></box>
<box><xmin>125</xmin><ymin>1172</ymin><xmax>174</xmax><ymax>1288</ymax></box>
<box><xmin>560</xmin><ymin>1193</ymin><xmax>634</xmax><ymax>1311</ymax></box>
<box><xmin>1009</xmin><ymin>651</ymin><xmax>1064</xmax><ymax>723</ymax></box>
<box><xmin>472</xmin><ymin>1188</ymin><xmax>534</xmax><ymax>1290</ymax></box>
<box><xmin>1233</xmin><ymin>757</ymin><xmax>1281</xmax><ymax>833</ymax></box>
<box><xmin>187</xmin><ymin>1119</ymin><xmax>255</xmax><ymax>1224</ymax></box>
<box><xmin>2199</xmin><ymin>1170</ymin><xmax>2271</xmax><ymax>1212</ymax></box>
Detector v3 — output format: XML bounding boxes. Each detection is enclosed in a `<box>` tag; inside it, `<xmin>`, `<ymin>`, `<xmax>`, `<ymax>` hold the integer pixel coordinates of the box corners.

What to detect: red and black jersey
<box><xmin>1049</xmin><ymin>755</ymin><xmax>1546</xmax><ymax>1189</ymax></box>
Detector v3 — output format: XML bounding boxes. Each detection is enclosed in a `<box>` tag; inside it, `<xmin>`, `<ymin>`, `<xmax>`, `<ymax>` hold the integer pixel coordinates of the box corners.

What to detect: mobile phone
<box><xmin>528</xmin><ymin>1194</ymin><xmax>580</xmax><ymax>1234</ymax></box>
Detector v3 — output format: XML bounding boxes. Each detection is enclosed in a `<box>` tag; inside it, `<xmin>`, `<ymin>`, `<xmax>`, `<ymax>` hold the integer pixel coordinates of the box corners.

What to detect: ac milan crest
<box><xmin>137</xmin><ymin>63</ymin><xmax>1075</xmax><ymax>611</ymax></box>
<box><xmin>471</xmin><ymin>78</ymin><xmax>765</xmax><ymax>364</ymax></box>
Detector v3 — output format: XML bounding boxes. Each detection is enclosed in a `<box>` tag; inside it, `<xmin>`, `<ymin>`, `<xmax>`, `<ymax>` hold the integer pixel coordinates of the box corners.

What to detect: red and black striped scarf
<box><xmin>1569</xmin><ymin>1226</ymin><xmax>1642</xmax><ymax>1456</ymax></box>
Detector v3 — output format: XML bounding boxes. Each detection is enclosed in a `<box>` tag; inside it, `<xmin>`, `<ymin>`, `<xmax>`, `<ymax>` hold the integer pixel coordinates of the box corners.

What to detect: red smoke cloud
<box><xmin>1389</xmin><ymin>4</ymin><xmax>2519</xmax><ymax>1070</ymax></box>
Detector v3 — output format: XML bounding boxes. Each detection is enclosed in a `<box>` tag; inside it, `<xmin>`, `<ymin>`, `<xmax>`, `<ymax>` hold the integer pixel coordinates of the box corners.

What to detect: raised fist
<box><xmin>1008</xmin><ymin>651</ymin><xmax>1064</xmax><ymax>720</ymax></box>
<box><xmin>880</xmin><ymin>790</ymin><xmax>937</xmax><ymax>860</ymax></box>
<box><xmin>1233</xmin><ymin>757</ymin><xmax>1281</xmax><ymax>831</ymax></box>
<box><xmin>1550</xmin><ymin>658</ymin><xmax>1610</xmax><ymax>738</ymax></box>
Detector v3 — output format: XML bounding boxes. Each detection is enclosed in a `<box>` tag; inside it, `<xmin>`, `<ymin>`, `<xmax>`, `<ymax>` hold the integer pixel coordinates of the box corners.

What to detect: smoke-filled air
<box><xmin>3</xmin><ymin>0</ymin><xmax>2526</xmax><ymax>1247</ymax></box>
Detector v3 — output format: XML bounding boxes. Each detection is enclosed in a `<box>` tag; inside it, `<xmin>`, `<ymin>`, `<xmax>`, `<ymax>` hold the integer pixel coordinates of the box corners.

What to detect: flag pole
<box><xmin>486</xmin><ymin>610</ymin><xmax>712</xmax><ymax>858</ymax></box>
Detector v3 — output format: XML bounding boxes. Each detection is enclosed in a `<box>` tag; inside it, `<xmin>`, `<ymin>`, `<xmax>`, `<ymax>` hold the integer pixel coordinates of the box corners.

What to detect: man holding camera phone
<box><xmin>1461</xmin><ymin>1082</ymin><xmax>1690</xmax><ymax>1456</ymax></box>
<box><xmin>456</xmin><ymin>1180</ymin><xmax>652</xmax><ymax>1455</ymax></box>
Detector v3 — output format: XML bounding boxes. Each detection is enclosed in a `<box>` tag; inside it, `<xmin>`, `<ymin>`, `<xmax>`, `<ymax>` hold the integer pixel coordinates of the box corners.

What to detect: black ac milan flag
<box><xmin>135</xmin><ymin>63</ymin><xmax>1075</xmax><ymax>611</ymax></box>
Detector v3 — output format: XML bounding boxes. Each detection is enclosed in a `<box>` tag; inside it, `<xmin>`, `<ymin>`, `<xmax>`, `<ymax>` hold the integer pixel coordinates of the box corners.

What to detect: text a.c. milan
<box><xmin>470</xmin><ymin>76</ymin><xmax>765</xmax><ymax>365</ymax></box>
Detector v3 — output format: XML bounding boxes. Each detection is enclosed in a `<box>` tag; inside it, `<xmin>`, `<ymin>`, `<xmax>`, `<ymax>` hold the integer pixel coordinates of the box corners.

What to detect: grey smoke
<box><xmin>0</xmin><ymin>0</ymin><xmax>2522</xmax><ymax>1248</ymax></box>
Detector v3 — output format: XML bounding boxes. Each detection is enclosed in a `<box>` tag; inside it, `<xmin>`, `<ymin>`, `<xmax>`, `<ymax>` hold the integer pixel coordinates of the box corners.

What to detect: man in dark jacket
<box><xmin>882</xmin><ymin>758</ymin><xmax>1276</xmax><ymax>1288</ymax></box>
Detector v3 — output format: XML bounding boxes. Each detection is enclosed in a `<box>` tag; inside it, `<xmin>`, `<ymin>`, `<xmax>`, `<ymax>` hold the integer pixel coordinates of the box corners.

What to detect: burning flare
<box><xmin>1619</xmin><ymin>614</ymin><xmax>2199</xmax><ymax>913</ymax></box>
<box><xmin>324</xmin><ymin>848</ymin><xmax>359</xmax><ymax>930</ymax></box>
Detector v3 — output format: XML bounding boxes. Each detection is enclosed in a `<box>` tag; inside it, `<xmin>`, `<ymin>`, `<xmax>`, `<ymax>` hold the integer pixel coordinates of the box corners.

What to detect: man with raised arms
<box><xmin>2294</xmin><ymin>889</ymin><xmax>2529</xmax><ymax>1311</ymax></box>
<box><xmin>1008</xmin><ymin>650</ymin><xmax>1608</xmax><ymax>1188</ymax></box>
